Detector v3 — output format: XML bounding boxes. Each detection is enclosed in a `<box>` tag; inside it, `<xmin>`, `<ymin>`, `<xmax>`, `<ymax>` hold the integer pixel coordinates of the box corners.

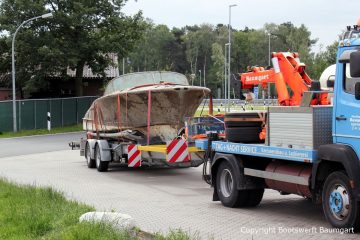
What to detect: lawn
<box><xmin>194</xmin><ymin>104</ymin><xmax>268</xmax><ymax>117</ymax></box>
<box><xmin>0</xmin><ymin>124</ymin><xmax>83</xmax><ymax>139</ymax></box>
<box><xmin>0</xmin><ymin>179</ymin><xmax>194</xmax><ymax>240</ymax></box>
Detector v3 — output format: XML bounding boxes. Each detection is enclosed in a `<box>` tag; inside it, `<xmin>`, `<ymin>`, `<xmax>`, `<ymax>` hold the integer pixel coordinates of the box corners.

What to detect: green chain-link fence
<box><xmin>0</xmin><ymin>96</ymin><xmax>97</xmax><ymax>132</ymax></box>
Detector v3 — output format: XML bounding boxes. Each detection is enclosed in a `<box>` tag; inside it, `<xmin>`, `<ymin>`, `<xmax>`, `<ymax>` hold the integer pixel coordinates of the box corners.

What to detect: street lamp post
<box><xmin>268</xmin><ymin>33</ymin><xmax>271</xmax><ymax>66</ymax></box>
<box><xmin>203</xmin><ymin>65</ymin><xmax>206</xmax><ymax>87</ymax></box>
<box><xmin>199</xmin><ymin>70</ymin><xmax>202</xmax><ymax>87</ymax></box>
<box><xmin>267</xmin><ymin>32</ymin><xmax>271</xmax><ymax>102</ymax></box>
<box><xmin>12</xmin><ymin>12</ymin><xmax>53</xmax><ymax>132</ymax></box>
<box><xmin>224</xmin><ymin>43</ymin><xmax>228</xmax><ymax>99</ymax></box>
<box><xmin>228</xmin><ymin>4</ymin><xmax>237</xmax><ymax>111</ymax></box>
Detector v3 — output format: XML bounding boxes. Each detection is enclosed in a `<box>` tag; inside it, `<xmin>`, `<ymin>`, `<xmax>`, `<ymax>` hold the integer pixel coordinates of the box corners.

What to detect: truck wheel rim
<box><xmin>220</xmin><ymin>169</ymin><xmax>233</xmax><ymax>198</ymax></box>
<box><xmin>329</xmin><ymin>185</ymin><xmax>349</xmax><ymax>220</ymax></box>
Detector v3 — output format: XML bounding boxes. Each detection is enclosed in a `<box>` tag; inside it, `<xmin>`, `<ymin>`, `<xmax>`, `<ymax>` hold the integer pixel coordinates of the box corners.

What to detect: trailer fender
<box><xmin>96</xmin><ymin>140</ymin><xmax>112</xmax><ymax>162</ymax></box>
<box><xmin>86</xmin><ymin>139</ymin><xmax>97</xmax><ymax>160</ymax></box>
<box><xmin>314</xmin><ymin>144</ymin><xmax>360</xmax><ymax>200</ymax></box>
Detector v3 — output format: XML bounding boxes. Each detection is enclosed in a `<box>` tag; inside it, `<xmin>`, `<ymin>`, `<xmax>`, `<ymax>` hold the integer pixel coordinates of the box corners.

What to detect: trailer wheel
<box><xmin>245</xmin><ymin>189</ymin><xmax>264</xmax><ymax>207</ymax></box>
<box><xmin>322</xmin><ymin>171</ymin><xmax>360</xmax><ymax>230</ymax></box>
<box><xmin>85</xmin><ymin>143</ymin><xmax>96</xmax><ymax>168</ymax></box>
<box><xmin>95</xmin><ymin>144</ymin><xmax>109</xmax><ymax>172</ymax></box>
<box><xmin>216</xmin><ymin>161</ymin><xmax>247</xmax><ymax>207</ymax></box>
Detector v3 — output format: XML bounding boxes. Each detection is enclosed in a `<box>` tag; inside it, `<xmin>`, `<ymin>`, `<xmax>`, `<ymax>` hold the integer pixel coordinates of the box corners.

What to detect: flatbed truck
<box><xmin>197</xmin><ymin>23</ymin><xmax>360</xmax><ymax>230</ymax></box>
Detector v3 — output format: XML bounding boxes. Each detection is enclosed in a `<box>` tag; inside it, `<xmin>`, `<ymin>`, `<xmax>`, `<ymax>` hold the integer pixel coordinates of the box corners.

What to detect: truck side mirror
<box><xmin>355</xmin><ymin>82</ymin><xmax>360</xmax><ymax>100</ymax></box>
<box><xmin>350</xmin><ymin>51</ymin><xmax>360</xmax><ymax>77</ymax></box>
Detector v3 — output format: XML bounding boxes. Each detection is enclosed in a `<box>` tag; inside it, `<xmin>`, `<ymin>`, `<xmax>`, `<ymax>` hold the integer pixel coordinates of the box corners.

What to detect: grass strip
<box><xmin>0</xmin><ymin>179</ymin><xmax>195</xmax><ymax>240</ymax></box>
<box><xmin>0</xmin><ymin>124</ymin><xmax>83</xmax><ymax>138</ymax></box>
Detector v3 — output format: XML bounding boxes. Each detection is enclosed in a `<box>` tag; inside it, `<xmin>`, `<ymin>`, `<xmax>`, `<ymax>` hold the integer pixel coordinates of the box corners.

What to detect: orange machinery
<box><xmin>240</xmin><ymin>52</ymin><xmax>329</xmax><ymax>106</ymax></box>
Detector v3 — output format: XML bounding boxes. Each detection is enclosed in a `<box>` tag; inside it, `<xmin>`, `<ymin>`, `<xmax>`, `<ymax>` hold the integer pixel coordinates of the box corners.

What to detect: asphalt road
<box><xmin>0</xmin><ymin>132</ymin><xmax>85</xmax><ymax>158</ymax></box>
<box><xmin>0</xmin><ymin>133</ymin><xmax>357</xmax><ymax>240</ymax></box>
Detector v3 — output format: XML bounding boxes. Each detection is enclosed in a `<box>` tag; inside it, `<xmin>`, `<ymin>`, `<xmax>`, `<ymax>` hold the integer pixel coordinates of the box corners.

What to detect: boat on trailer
<box><xmin>83</xmin><ymin>71</ymin><xmax>210</xmax><ymax>145</ymax></box>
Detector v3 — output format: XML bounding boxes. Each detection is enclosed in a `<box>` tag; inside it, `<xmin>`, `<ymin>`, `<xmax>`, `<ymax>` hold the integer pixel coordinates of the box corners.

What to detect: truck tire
<box><xmin>322</xmin><ymin>171</ymin><xmax>360</xmax><ymax>231</ymax></box>
<box><xmin>95</xmin><ymin>144</ymin><xmax>109</xmax><ymax>172</ymax></box>
<box><xmin>245</xmin><ymin>189</ymin><xmax>264</xmax><ymax>207</ymax></box>
<box><xmin>216</xmin><ymin>161</ymin><xmax>248</xmax><ymax>207</ymax></box>
<box><xmin>85</xmin><ymin>143</ymin><xmax>96</xmax><ymax>168</ymax></box>
<box><xmin>225</xmin><ymin>112</ymin><xmax>264</xmax><ymax>128</ymax></box>
<box><xmin>225</xmin><ymin>127</ymin><xmax>263</xmax><ymax>143</ymax></box>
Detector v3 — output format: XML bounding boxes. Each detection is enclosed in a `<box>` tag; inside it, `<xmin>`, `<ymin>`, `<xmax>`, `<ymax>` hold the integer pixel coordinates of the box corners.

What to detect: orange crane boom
<box><xmin>240</xmin><ymin>52</ymin><xmax>328</xmax><ymax>106</ymax></box>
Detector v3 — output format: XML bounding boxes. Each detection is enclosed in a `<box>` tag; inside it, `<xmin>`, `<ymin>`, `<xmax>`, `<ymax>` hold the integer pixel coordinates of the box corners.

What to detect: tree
<box><xmin>128</xmin><ymin>23</ymin><xmax>178</xmax><ymax>72</ymax></box>
<box><xmin>183</xmin><ymin>24</ymin><xmax>215</xmax><ymax>85</ymax></box>
<box><xmin>310</xmin><ymin>41</ymin><xmax>338</xmax><ymax>79</ymax></box>
<box><xmin>124</xmin><ymin>20</ymin><xmax>339</xmax><ymax>98</ymax></box>
<box><xmin>169</xmin><ymin>27</ymin><xmax>188</xmax><ymax>73</ymax></box>
<box><xmin>322</xmin><ymin>41</ymin><xmax>338</xmax><ymax>64</ymax></box>
<box><xmin>232</xmin><ymin>28</ymin><xmax>267</xmax><ymax>73</ymax></box>
<box><xmin>0</xmin><ymin>0</ymin><xmax>144</xmax><ymax>96</ymax></box>
<box><xmin>210</xmin><ymin>42</ymin><xmax>225</xmax><ymax>97</ymax></box>
<box><xmin>264</xmin><ymin>22</ymin><xmax>317</xmax><ymax>68</ymax></box>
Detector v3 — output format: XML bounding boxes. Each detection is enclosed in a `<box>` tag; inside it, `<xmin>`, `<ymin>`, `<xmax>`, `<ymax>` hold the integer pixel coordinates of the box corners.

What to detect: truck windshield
<box><xmin>344</xmin><ymin>63</ymin><xmax>360</xmax><ymax>94</ymax></box>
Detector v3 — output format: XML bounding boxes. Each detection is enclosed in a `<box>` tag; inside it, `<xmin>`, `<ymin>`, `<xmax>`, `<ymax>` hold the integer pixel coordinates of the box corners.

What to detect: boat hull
<box><xmin>83</xmin><ymin>85</ymin><xmax>210</xmax><ymax>144</ymax></box>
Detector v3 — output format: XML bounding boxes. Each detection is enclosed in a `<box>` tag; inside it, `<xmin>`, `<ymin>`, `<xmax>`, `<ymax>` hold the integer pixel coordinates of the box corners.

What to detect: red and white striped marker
<box><xmin>127</xmin><ymin>144</ymin><xmax>141</xmax><ymax>167</ymax></box>
<box><xmin>166</xmin><ymin>140</ymin><xmax>190</xmax><ymax>163</ymax></box>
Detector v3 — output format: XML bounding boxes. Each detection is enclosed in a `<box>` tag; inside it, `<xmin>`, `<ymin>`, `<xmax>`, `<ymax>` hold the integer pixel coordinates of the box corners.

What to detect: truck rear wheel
<box><xmin>85</xmin><ymin>143</ymin><xmax>96</xmax><ymax>168</ymax></box>
<box><xmin>216</xmin><ymin>161</ymin><xmax>247</xmax><ymax>207</ymax></box>
<box><xmin>95</xmin><ymin>144</ymin><xmax>109</xmax><ymax>172</ymax></box>
<box><xmin>322</xmin><ymin>171</ymin><xmax>360</xmax><ymax>231</ymax></box>
<box><xmin>216</xmin><ymin>161</ymin><xmax>264</xmax><ymax>208</ymax></box>
<box><xmin>245</xmin><ymin>189</ymin><xmax>264</xmax><ymax>207</ymax></box>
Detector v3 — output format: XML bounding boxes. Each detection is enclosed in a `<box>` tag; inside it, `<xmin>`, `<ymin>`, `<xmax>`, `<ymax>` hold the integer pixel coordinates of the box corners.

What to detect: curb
<box><xmin>0</xmin><ymin>131</ymin><xmax>85</xmax><ymax>140</ymax></box>
<box><xmin>79</xmin><ymin>211</ymin><xmax>136</xmax><ymax>230</ymax></box>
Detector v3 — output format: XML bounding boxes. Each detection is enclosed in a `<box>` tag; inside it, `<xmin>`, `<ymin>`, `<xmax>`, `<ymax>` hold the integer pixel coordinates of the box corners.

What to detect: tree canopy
<box><xmin>125</xmin><ymin>21</ymin><xmax>338</xmax><ymax>98</ymax></box>
<box><xmin>0</xmin><ymin>0</ymin><xmax>144</xmax><ymax>96</ymax></box>
<box><xmin>0</xmin><ymin>1</ymin><xmax>339</xmax><ymax>98</ymax></box>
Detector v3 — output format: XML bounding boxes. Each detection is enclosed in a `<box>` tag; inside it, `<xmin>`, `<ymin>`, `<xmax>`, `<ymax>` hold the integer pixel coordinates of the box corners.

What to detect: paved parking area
<box><xmin>0</xmin><ymin>145</ymin><xmax>357</xmax><ymax>239</ymax></box>
<box><xmin>0</xmin><ymin>132</ymin><xmax>85</xmax><ymax>158</ymax></box>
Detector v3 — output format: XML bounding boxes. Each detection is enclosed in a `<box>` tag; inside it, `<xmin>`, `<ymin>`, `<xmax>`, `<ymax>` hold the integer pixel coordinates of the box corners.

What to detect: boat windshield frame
<box><xmin>104</xmin><ymin>71</ymin><xmax>189</xmax><ymax>95</ymax></box>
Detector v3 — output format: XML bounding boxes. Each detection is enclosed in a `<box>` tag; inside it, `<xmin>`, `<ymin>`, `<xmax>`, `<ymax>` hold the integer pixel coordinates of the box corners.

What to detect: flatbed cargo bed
<box><xmin>196</xmin><ymin>139</ymin><xmax>317</xmax><ymax>163</ymax></box>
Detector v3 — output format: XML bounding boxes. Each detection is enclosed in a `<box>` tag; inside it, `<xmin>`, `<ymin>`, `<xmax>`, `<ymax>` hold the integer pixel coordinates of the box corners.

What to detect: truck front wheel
<box><xmin>322</xmin><ymin>171</ymin><xmax>360</xmax><ymax>231</ymax></box>
<box><xmin>216</xmin><ymin>161</ymin><xmax>247</xmax><ymax>207</ymax></box>
<box><xmin>95</xmin><ymin>144</ymin><xmax>109</xmax><ymax>172</ymax></box>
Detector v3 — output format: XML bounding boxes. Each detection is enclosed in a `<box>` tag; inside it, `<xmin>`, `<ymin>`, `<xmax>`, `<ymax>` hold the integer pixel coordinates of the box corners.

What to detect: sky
<box><xmin>123</xmin><ymin>0</ymin><xmax>360</xmax><ymax>53</ymax></box>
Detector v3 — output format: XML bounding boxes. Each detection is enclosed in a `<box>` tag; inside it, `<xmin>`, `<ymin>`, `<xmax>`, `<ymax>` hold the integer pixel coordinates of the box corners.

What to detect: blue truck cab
<box><xmin>197</xmin><ymin>24</ymin><xmax>360</xmax><ymax>230</ymax></box>
<box><xmin>333</xmin><ymin>30</ymin><xmax>360</xmax><ymax>156</ymax></box>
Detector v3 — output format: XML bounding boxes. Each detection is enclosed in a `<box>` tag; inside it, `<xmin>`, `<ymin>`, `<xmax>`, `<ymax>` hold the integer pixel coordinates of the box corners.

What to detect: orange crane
<box><xmin>240</xmin><ymin>52</ymin><xmax>329</xmax><ymax>106</ymax></box>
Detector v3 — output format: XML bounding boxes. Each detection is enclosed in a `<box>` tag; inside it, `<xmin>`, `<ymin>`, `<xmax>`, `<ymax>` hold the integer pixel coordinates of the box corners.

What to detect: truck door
<box><xmin>333</xmin><ymin>50</ymin><xmax>360</xmax><ymax>156</ymax></box>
